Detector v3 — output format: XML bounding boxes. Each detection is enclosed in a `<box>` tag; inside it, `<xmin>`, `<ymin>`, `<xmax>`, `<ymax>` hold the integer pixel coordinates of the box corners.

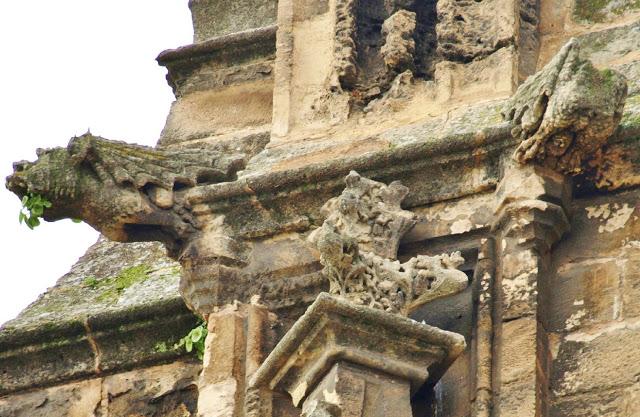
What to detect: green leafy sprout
<box><xmin>174</xmin><ymin>322</ymin><xmax>208</xmax><ymax>360</ymax></box>
<box><xmin>18</xmin><ymin>193</ymin><xmax>52</xmax><ymax>229</ymax></box>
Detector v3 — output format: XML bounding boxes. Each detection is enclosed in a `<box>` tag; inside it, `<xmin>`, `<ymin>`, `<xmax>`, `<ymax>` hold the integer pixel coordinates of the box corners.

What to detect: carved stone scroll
<box><xmin>503</xmin><ymin>38</ymin><xmax>627</xmax><ymax>175</ymax></box>
<box><xmin>309</xmin><ymin>171</ymin><xmax>468</xmax><ymax>315</ymax></box>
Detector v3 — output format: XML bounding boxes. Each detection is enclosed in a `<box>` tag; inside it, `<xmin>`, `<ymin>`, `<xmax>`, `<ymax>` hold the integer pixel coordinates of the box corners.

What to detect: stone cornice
<box><xmin>187</xmin><ymin>124</ymin><xmax>515</xmax><ymax>208</ymax></box>
<box><xmin>0</xmin><ymin>298</ymin><xmax>199</xmax><ymax>396</ymax></box>
<box><xmin>156</xmin><ymin>25</ymin><xmax>277</xmax><ymax>67</ymax></box>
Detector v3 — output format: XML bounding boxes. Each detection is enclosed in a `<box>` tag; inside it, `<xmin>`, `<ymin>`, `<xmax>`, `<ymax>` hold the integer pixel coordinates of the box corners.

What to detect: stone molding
<box><xmin>0</xmin><ymin>298</ymin><xmax>199</xmax><ymax>396</ymax></box>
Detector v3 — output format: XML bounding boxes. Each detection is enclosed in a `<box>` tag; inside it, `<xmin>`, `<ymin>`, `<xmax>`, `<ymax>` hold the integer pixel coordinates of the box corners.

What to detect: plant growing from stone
<box><xmin>18</xmin><ymin>193</ymin><xmax>52</xmax><ymax>229</ymax></box>
<box><xmin>175</xmin><ymin>322</ymin><xmax>207</xmax><ymax>360</ymax></box>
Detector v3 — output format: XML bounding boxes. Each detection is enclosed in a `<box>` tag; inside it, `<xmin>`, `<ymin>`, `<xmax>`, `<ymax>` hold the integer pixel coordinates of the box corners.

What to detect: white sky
<box><xmin>0</xmin><ymin>2</ymin><xmax>193</xmax><ymax>326</ymax></box>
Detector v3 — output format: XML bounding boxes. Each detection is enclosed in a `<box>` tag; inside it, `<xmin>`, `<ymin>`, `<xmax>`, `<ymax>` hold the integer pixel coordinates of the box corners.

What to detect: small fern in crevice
<box><xmin>175</xmin><ymin>322</ymin><xmax>207</xmax><ymax>360</ymax></box>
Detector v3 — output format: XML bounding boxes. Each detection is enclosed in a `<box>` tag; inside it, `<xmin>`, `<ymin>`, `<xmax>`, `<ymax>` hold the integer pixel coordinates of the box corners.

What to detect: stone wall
<box><xmin>0</xmin><ymin>361</ymin><xmax>200</xmax><ymax>417</ymax></box>
<box><xmin>1</xmin><ymin>0</ymin><xmax>640</xmax><ymax>416</ymax></box>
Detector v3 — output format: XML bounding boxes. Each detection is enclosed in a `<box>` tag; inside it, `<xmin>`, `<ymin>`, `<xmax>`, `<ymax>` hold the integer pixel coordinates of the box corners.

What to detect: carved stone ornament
<box><xmin>6</xmin><ymin>133</ymin><xmax>245</xmax><ymax>256</ymax></box>
<box><xmin>503</xmin><ymin>38</ymin><xmax>628</xmax><ymax>175</ymax></box>
<box><xmin>308</xmin><ymin>171</ymin><xmax>468</xmax><ymax>315</ymax></box>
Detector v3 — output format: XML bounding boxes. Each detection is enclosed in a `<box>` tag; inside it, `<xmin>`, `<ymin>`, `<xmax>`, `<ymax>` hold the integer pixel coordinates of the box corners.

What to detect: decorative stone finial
<box><xmin>6</xmin><ymin>133</ymin><xmax>245</xmax><ymax>256</ymax></box>
<box><xmin>309</xmin><ymin>171</ymin><xmax>468</xmax><ymax>315</ymax></box>
<box><xmin>503</xmin><ymin>38</ymin><xmax>627</xmax><ymax>175</ymax></box>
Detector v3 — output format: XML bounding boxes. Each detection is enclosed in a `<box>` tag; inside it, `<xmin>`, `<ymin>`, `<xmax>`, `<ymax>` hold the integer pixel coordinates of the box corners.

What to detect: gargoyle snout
<box><xmin>6</xmin><ymin>171</ymin><xmax>28</xmax><ymax>196</ymax></box>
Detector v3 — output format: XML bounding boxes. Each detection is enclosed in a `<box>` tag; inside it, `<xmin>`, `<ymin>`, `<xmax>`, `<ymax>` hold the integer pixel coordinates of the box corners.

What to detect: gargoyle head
<box><xmin>7</xmin><ymin>145</ymin><xmax>85</xmax><ymax>222</ymax></box>
<box><xmin>7</xmin><ymin>133</ymin><xmax>245</xmax><ymax>256</ymax></box>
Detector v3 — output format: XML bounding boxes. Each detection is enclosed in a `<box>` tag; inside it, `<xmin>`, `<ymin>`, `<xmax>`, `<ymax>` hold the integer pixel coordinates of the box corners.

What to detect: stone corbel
<box><xmin>178</xmin><ymin>219</ymin><xmax>249</xmax><ymax>318</ymax></box>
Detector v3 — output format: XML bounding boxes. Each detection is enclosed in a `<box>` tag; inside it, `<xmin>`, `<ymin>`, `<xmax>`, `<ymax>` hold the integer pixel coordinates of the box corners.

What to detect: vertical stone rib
<box><xmin>472</xmin><ymin>238</ymin><xmax>497</xmax><ymax>417</ymax></box>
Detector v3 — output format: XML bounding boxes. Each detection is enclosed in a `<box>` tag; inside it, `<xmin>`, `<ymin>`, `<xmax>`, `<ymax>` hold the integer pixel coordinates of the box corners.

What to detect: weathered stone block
<box><xmin>621</xmin><ymin>241</ymin><xmax>640</xmax><ymax>319</ymax></box>
<box><xmin>303</xmin><ymin>362</ymin><xmax>413</xmax><ymax>417</ymax></box>
<box><xmin>551</xmin><ymin>325</ymin><xmax>640</xmax><ymax>398</ymax></box>
<box><xmin>160</xmin><ymin>82</ymin><xmax>273</xmax><ymax>145</ymax></box>
<box><xmin>189</xmin><ymin>0</ymin><xmax>278</xmax><ymax>42</ymax></box>
<box><xmin>0</xmin><ymin>379</ymin><xmax>101</xmax><ymax>417</ymax></box>
<box><xmin>102</xmin><ymin>361</ymin><xmax>200</xmax><ymax>417</ymax></box>
<box><xmin>545</xmin><ymin>258</ymin><xmax>620</xmax><ymax>332</ymax></box>
<box><xmin>550</xmin><ymin>384</ymin><xmax>640</xmax><ymax>417</ymax></box>
<box><xmin>436</xmin><ymin>0</ymin><xmax>516</xmax><ymax>62</ymax></box>
<box><xmin>555</xmin><ymin>189</ymin><xmax>640</xmax><ymax>260</ymax></box>
<box><xmin>497</xmin><ymin>317</ymin><xmax>536</xmax><ymax>417</ymax></box>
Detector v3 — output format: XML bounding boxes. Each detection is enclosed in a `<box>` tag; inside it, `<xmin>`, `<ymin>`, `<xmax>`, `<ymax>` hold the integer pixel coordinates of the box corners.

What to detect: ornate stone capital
<box><xmin>309</xmin><ymin>171</ymin><xmax>469</xmax><ymax>315</ymax></box>
<box><xmin>493</xmin><ymin>164</ymin><xmax>571</xmax><ymax>252</ymax></box>
<box><xmin>250</xmin><ymin>293</ymin><xmax>466</xmax><ymax>412</ymax></box>
<box><xmin>503</xmin><ymin>38</ymin><xmax>627</xmax><ymax>175</ymax></box>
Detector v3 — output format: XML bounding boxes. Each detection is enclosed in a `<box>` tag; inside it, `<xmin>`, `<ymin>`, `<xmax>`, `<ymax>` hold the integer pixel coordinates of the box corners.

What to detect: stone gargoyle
<box><xmin>503</xmin><ymin>38</ymin><xmax>627</xmax><ymax>175</ymax></box>
<box><xmin>308</xmin><ymin>171</ymin><xmax>469</xmax><ymax>316</ymax></box>
<box><xmin>6</xmin><ymin>133</ymin><xmax>245</xmax><ymax>256</ymax></box>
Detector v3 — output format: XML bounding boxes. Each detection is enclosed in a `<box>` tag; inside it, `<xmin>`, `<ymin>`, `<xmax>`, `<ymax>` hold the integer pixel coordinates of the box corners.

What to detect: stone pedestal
<box><xmin>250</xmin><ymin>293</ymin><xmax>466</xmax><ymax>416</ymax></box>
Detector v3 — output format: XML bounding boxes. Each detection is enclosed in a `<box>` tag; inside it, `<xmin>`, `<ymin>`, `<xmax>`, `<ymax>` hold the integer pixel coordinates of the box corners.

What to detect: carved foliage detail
<box><xmin>310</xmin><ymin>171</ymin><xmax>468</xmax><ymax>315</ymax></box>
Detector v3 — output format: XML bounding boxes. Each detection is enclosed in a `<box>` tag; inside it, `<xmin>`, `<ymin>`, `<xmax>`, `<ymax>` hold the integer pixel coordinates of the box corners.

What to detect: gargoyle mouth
<box><xmin>5</xmin><ymin>171</ymin><xmax>29</xmax><ymax>197</ymax></box>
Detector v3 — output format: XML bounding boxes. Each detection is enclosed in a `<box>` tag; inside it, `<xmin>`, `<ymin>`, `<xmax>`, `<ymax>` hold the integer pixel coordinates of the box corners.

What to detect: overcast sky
<box><xmin>0</xmin><ymin>2</ymin><xmax>193</xmax><ymax>325</ymax></box>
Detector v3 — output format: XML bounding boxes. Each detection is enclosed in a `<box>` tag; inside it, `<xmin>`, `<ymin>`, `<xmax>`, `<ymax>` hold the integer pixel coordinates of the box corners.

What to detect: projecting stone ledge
<box><xmin>250</xmin><ymin>293</ymin><xmax>466</xmax><ymax>416</ymax></box>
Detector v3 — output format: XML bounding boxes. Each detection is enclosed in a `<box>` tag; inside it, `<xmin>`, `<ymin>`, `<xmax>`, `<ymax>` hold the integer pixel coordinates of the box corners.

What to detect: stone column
<box><xmin>491</xmin><ymin>164</ymin><xmax>571</xmax><ymax>416</ymax></box>
<box><xmin>250</xmin><ymin>293</ymin><xmax>466</xmax><ymax>417</ymax></box>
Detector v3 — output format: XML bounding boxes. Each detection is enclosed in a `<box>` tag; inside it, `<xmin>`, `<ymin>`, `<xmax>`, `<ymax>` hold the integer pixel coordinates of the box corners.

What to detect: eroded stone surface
<box><xmin>309</xmin><ymin>171</ymin><xmax>468</xmax><ymax>315</ymax></box>
<box><xmin>503</xmin><ymin>39</ymin><xmax>628</xmax><ymax>174</ymax></box>
<box><xmin>0</xmin><ymin>361</ymin><xmax>200</xmax><ymax>417</ymax></box>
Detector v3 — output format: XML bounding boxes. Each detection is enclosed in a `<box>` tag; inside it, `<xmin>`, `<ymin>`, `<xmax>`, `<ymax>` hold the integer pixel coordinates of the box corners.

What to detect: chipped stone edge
<box><xmin>156</xmin><ymin>25</ymin><xmax>277</xmax><ymax>66</ymax></box>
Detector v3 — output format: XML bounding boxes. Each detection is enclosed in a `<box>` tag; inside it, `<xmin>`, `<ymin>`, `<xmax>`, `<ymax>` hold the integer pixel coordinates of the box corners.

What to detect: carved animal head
<box><xmin>7</xmin><ymin>145</ymin><xmax>85</xmax><ymax>221</ymax></box>
<box><xmin>405</xmin><ymin>252</ymin><xmax>468</xmax><ymax>313</ymax></box>
<box><xmin>503</xmin><ymin>39</ymin><xmax>628</xmax><ymax>175</ymax></box>
<box><xmin>6</xmin><ymin>133</ymin><xmax>245</xmax><ymax>255</ymax></box>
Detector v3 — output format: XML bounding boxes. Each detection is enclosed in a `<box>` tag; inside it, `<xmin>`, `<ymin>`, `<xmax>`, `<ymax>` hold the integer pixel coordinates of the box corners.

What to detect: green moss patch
<box><xmin>82</xmin><ymin>265</ymin><xmax>151</xmax><ymax>304</ymax></box>
<box><xmin>573</xmin><ymin>0</ymin><xmax>640</xmax><ymax>23</ymax></box>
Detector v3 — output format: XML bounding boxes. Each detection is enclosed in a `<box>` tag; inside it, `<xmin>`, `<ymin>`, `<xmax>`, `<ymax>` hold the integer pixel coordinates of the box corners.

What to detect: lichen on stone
<box><xmin>573</xmin><ymin>0</ymin><xmax>640</xmax><ymax>23</ymax></box>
